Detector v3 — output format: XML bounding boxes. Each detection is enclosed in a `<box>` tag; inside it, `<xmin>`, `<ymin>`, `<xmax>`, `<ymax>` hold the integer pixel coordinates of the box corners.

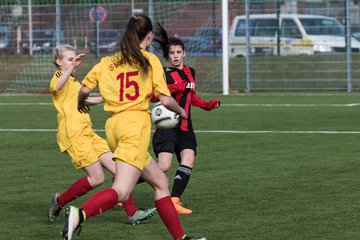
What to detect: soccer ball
<box><xmin>151</xmin><ymin>102</ymin><xmax>179</xmax><ymax>129</ymax></box>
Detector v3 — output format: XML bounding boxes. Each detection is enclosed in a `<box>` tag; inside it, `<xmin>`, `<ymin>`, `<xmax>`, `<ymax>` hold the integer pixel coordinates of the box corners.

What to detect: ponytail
<box><xmin>153</xmin><ymin>23</ymin><xmax>169</xmax><ymax>59</ymax></box>
<box><xmin>118</xmin><ymin>15</ymin><xmax>152</xmax><ymax>76</ymax></box>
<box><xmin>153</xmin><ymin>23</ymin><xmax>185</xmax><ymax>60</ymax></box>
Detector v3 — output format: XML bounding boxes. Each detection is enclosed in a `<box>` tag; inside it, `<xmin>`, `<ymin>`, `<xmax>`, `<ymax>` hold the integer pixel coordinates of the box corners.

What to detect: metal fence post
<box><xmin>346</xmin><ymin>0</ymin><xmax>352</xmax><ymax>92</ymax></box>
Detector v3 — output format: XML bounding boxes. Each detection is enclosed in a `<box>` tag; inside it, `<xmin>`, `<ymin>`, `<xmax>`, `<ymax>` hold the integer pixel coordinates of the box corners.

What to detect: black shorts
<box><xmin>152</xmin><ymin>128</ymin><xmax>197</xmax><ymax>163</ymax></box>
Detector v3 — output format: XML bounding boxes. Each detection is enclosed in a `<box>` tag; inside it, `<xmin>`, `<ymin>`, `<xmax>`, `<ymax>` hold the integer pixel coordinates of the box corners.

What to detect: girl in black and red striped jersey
<box><xmin>153</xmin><ymin>25</ymin><xmax>220</xmax><ymax>214</ymax></box>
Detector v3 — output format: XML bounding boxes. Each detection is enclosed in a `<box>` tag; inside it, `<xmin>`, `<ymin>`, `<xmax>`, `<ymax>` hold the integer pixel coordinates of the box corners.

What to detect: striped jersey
<box><xmin>164</xmin><ymin>65</ymin><xmax>213</xmax><ymax>132</ymax></box>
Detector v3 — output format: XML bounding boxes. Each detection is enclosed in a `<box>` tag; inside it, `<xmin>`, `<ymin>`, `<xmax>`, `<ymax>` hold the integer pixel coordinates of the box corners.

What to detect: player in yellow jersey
<box><xmin>61</xmin><ymin>15</ymin><xmax>206</xmax><ymax>240</ymax></box>
<box><xmin>48</xmin><ymin>44</ymin><xmax>157</xmax><ymax>226</ymax></box>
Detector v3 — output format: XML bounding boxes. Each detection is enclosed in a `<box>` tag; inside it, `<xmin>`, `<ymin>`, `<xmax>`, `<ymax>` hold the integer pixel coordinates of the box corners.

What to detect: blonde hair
<box><xmin>53</xmin><ymin>44</ymin><xmax>75</xmax><ymax>68</ymax></box>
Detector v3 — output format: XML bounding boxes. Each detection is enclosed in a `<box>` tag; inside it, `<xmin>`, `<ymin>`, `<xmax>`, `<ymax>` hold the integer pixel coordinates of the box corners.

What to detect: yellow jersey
<box><xmin>50</xmin><ymin>70</ymin><xmax>92</xmax><ymax>152</ymax></box>
<box><xmin>82</xmin><ymin>50</ymin><xmax>170</xmax><ymax>114</ymax></box>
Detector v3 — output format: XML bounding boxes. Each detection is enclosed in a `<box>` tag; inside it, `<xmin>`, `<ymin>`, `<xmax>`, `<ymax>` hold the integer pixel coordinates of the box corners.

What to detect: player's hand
<box><xmin>178</xmin><ymin>108</ymin><xmax>188</xmax><ymax>119</ymax></box>
<box><xmin>209</xmin><ymin>99</ymin><xmax>220</xmax><ymax>109</ymax></box>
<box><xmin>78</xmin><ymin>103</ymin><xmax>90</xmax><ymax>113</ymax></box>
<box><xmin>72</xmin><ymin>53</ymin><xmax>85</xmax><ymax>69</ymax></box>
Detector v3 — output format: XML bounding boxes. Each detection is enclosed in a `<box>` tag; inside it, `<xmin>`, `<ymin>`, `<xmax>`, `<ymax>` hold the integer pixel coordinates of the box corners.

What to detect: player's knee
<box><xmin>158</xmin><ymin>162</ymin><xmax>171</xmax><ymax>172</ymax></box>
<box><xmin>89</xmin><ymin>174</ymin><xmax>105</xmax><ymax>187</ymax></box>
<box><xmin>115</xmin><ymin>188</ymin><xmax>131</xmax><ymax>202</ymax></box>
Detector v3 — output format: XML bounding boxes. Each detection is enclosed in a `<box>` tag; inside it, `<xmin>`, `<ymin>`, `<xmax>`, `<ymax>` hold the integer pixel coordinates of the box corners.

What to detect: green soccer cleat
<box><xmin>128</xmin><ymin>208</ymin><xmax>157</xmax><ymax>225</ymax></box>
<box><xmin>62</xmin><ymin>206</ymin><xmax>81</xmax><ymax>240</ymax></box>
<box><xmin>48</xmin><ymin>192</ymin><xmax>62</xmax><ymax>223</ymax></box>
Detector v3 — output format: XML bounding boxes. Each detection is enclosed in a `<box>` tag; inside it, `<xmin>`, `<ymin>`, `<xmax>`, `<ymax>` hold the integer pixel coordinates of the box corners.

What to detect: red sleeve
<box><xmin>191</xmin><ymin>92</ymin><xmax>213</xmax><ymax>110</ymax></box>
<box><xmin>167</xmin><ymin>80</ymin><xmax>188</xmax><ymax>94</ymax></box>
<box><xmin>191</xmin><ymin>93</ymin><xmax>221</xmax><ymax>111</ymax></box>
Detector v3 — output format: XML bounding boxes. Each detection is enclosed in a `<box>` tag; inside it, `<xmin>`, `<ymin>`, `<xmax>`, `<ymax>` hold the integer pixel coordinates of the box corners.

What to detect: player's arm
<box><xmin>85</xmin><ymin>96</ymin><xmax>103</xmax><ymax>106</ymax></box>
<box><xmin>56</xmin><ymin>53</ymin><xmax>85</xmax><ymax>91</ymax></box>
<box><xmin>191</xmin><ymin>92</ymin><xmax>220</xmax><ymax>111</ymax></box>
<box><xmin>78</xmin><ymin>85</ymin><xmax>91</xmax><ymax>113</ymax></box>
<box><xmin>158</xmin><ymin>93</ymin><xmax>187</xmax><ymax>119</ymax></box>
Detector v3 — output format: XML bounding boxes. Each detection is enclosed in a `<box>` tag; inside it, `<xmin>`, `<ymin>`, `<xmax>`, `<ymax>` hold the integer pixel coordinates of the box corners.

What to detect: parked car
<box><xmin>89</xmin><ymin>29</ymin><xmax>124</xmax><ymax>54</ymax></box>
<box><xmin>353</xmin><ymin>31</ymin><xmax>360</xmax><ymax>41</ymax></box>
<box><xmin>194</xmin><ymin>27</ymin><xmax>222</xmax><ymax>56</ymax></box>
<box><xmin>22</xmin><ymin>29</ymin><xmax>64</xmax><ymax>54</ymax></box>
<box><xmin>179</xmin><ymin>36</ymin><xmax>212</xmax><ymax>56</ymax></box>
<box><xmin>0</xmin><ymin>25</ymin><xmax>10</xmax><ymax>53</ymax></box>
<box><xmin>0</xmin><ymin>25</ymin><xmax>17</xmax><ymax>54</ymax></box>
<box><xmin>229</xmin><ymin>14</ymin><xmax>360</xmax><ymax>57</ymax></box>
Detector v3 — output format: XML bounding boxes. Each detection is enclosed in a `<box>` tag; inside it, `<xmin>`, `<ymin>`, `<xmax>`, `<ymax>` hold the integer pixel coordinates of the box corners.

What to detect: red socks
<box><xmin>122</xmin><ymin>193</ymin><xmax>137</xmax><ymax>216</ymax></box>
<box><xmin>58</xmin><ymin>176</ymin><xmax>92</xmax><ymax>208</ymax></box>
<box><xmin>155</xmin><ymin>196</ymin><xmax>185</xmax><ymax>240</ymax></box>
<box><xmin>112</xmin><ymin>176</ymin><xmax>137</xmax><ymax>216</ymax></box>
<box><xmin>81</xmin><ymin>188</ymin><xmax>118</xmax><ymax>219</ymax></box>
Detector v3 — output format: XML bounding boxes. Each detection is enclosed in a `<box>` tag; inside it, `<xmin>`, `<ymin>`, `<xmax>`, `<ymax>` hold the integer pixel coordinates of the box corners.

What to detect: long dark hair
<box><xmin>118</xmin><ymin>14</ymin><xmax>153</xmax><ymax>76</ymax></box>
<box><xmin>153</xmin><ymin>23</ymin><xmax>185</xmax><ymax>60</ymax></box>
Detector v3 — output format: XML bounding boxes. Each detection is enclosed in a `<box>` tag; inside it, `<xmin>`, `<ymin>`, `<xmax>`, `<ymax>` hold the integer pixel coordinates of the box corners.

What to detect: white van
<box><xmin>229</xmin><ymin>14</ymin><xmax>360</xmax><ymax>57</ymax></box>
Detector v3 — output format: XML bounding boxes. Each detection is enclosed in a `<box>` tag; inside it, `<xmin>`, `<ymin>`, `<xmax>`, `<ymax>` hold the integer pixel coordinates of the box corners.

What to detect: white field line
<box><xmin>221</xmin><ymin>103</ymin><xmax>360</xmax><ymax>107</ymax></box>
<box><xmin>1</xmin><ymin>102</ymin><xmax>360</xmax><ymax>107</ymax></box>
<box><xmin>0</xmin><ymin>93</ymin><xmax>358</xmax><ymax>96</ymax></box>
<box><xmin>0</xmin><ymin>103</ymin><xmax>52</xmax><ymax>105</ymax></box>
<box><xmin>1</xmin><ymin>129</ymin><xmax>360</xmax><ymax>134</ymax></box>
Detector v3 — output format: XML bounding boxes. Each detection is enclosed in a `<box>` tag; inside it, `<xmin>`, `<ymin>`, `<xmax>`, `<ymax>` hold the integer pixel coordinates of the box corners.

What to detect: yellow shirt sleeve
<box><xmin>82</xmin><ymin>62</ymin><xmax>102</xmax><ymax>90</ymax></box>
<box><xmin>150</xmin><ymin>54</ymin><xmax>171</xmax><ymax>98</ymax></box>
<box><xmin>49</xmin><ymin>70</ymin><xmax>63</xmax><ymax>94</ymax></box>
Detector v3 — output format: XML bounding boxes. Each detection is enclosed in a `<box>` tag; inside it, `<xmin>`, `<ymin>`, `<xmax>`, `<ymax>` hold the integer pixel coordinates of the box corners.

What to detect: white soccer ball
<box><xmin>151</xmin><ymin>102</ymin><xmax>179</xmax><ymax>129</ymax></box>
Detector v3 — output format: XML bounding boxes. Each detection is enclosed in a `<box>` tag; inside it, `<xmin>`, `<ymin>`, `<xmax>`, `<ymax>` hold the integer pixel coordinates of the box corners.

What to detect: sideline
<box><xmin>1</xmin><ymin>102</ymin><xmax>360</xmax><ymax>107</ymax></box>
<box><xmin>1</xmin><ymin>129</ymin><xmax>360</xmax><ymax>134</ymax></box>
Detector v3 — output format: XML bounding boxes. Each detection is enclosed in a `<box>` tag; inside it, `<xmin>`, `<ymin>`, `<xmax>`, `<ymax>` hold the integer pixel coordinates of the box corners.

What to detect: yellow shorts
<box><xmin>66</xmin><ymin>127</ymin><xmax>110</xmax><ymax>169</ymax></box>
<box><xmin>105</xmin><ymin>111</ymin><xmax>151</xmax><ymax>171</ymax></box>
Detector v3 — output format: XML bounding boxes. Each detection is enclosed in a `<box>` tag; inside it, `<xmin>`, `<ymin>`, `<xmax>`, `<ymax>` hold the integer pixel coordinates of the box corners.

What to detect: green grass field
<box><xmin>1</xmin><ymin>93</ymin><xmax>360</xmax><ymax>240</ymax></box>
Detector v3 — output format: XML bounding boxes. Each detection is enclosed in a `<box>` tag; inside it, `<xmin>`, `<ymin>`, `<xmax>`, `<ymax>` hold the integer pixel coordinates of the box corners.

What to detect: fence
<box><xmin>0</xmin><ymin>0</ymin><xmax>359</xmax><ymax>94</ymax></box>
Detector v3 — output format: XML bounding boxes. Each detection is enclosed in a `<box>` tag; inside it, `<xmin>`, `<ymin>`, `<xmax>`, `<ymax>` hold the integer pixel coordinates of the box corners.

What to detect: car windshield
<box><xmin>235</xmin><ymin>19</ymin><xmax>278</xmax><ymax>37</ymax></box>
<box><xmin>299</xmin><ymin>18</ymin><xmax>344</xmax><ymax>36</ymax></box>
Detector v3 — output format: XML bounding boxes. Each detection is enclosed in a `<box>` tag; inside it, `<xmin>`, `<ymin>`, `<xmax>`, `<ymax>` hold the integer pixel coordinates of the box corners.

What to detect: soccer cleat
<box><xmin>48</xmin><ymin>192</ymin><xmax>62</xmax><ymax>223</ymax></box>
<box><xmin>181</xmin><ymin>236</ymin><xmax>207</xmax><ymax>240</ymax></box>
<box><xmin>128</xmin><ymin>208</ymin><xmax>157</xmax><ymax>225</ymax></box>
<box><xmin>62</xmin><ymin>206</ymin><xmax>81</xmax><ymax>240</ymax></box>
<box><xmin>116</xmin><ymin>202</ymin><xmax>123</xmax><ymax>207</ymax></box>
<box><xmin>171</xmin><ymin>197</ymin><xmax>193</xmax><ymax>214</ymax></box>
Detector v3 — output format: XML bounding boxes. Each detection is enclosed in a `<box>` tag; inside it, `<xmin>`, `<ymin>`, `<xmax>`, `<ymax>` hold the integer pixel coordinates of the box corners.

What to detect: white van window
<box><xmin>299</xmin><ymin>18</ymin><xmax>344</xmax><ymax>36</ymax></box>
<box><xmin>235</xmin><ymin>19</ymin><xmax>278</xmax><ymax>37</ymax></box>
<box><xmin>234</xmin><ymin>19</ymin><xmax>252</xmax><ymax>36</ymax></box>
<box><xmin>281</xmin><ymin>19</ymin><xmax>301</xmax><ymax>38</ymax></box>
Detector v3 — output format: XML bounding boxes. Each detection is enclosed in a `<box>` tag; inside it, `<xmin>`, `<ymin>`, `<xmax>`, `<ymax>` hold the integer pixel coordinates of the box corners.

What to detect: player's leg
<box><xmin>141</xmin><ymin>158</ymin><xmax>186</xmax><ymax>239</ymax></box>
<box><xmin>170</xmin><ymin>149</ymin><xmax>194</xmax><ymax>214</ymax></box>
<box><xmin>170</xmin><ymin>131</ymin><xmax>197</xmax><ymax>214</ymax></box>
<box><xmin>48</xmin><ymin>138</ymin><xmax>105</xmax><ymax>224</ymax></box>
<box><xmin>62</xmin><ymin>162</ymin><xmax>141</xmax><ymax>240</ymax></box>
<box><xmin>152</xmin><ymin>128</ymin><xmax>176</xmax><ymax>173</ymax></box>
<box><xmin>141</xmin><ymin>158</ymin><xmax>206</xmax><ymax>240</ymax></box>
<box><xmin>98</xmin><ymin>146</ymin><xmax>157</xmax><ymax>224</ymax></box>
<box><xmin>172</xmin><ymin>149</ymin><xmax>195</xmax><ymax>198</ymax></box>
<box><xmin>157</xmin><ymin>152</ymin><xmax>174</xmax><ymax>172</ymax></box>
